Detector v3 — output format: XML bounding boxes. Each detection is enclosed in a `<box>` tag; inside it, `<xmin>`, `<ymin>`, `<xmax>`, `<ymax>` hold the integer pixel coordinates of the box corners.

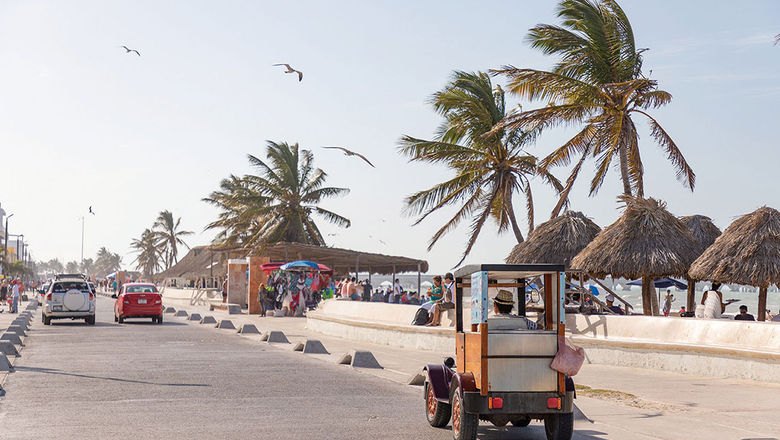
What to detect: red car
<box><xmin>114</xmin><ymin>283</ymin><xmax>163</xmax><ymax>324</ymax></box>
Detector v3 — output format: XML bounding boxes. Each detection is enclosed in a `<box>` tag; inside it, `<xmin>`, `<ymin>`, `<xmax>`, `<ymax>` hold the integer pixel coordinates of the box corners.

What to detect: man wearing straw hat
<box><xmin>489</xmin><ymin>289</ymin><xmax>538</xmax><ymax>330</ymax></box>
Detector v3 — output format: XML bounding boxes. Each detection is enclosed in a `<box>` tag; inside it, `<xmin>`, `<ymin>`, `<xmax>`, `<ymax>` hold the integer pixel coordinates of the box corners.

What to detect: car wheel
<box><xmin>118</xmin><ymin>315</ymin><xmax>124</xmax><ymax>324</ymax></box>
<box><xmin>450</xmin><ymin>382</ymin><xmax>478</xmax><ymax>440</ymax></box>
<box><xmin>114</xmin><ymin>313</ymin><xmax>118</xmax><ymax>323</ymax></box>
<box><xmin>43</xmin><ymin>315</ymin><xmax>51</xmax><ymax>325</ymax></box>
<box><xmin>511</xmin><ymin>417</ymin><xmax>531</xmax><ymax>427</ymax></box>
<box><xmin>157</xmin><ymin>315</ymin><xmax>163</xmax><ymax>324</ymax></box>
<box><xmin>425</xmin><ymin>382</ymin><xmax>451</xmax><ymax>427</ymax></box>
<box><xmin>86</xmin><ymin>315</ymin><xmax>96</xmax><ymax>325</ymax></box>
<box><xmin>544</xmin><ymin>413</ymin><xmax>573</xmax><ymax>440</ymax></box>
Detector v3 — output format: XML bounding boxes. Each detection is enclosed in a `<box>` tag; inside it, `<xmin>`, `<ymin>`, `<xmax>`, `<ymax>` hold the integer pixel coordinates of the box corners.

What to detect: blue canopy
<box><xmin>627</xmin><ymin>278</ymin><xmax>687</xmax><ymax>289</ymax></box>
<box><xmin>525</xmin><ymin>282</ymin><xmax>540</xmax><ymax>292</ymax></box>
<box><xmin>588</xmin><ymin>285</ymin><xmax>600</xmax><ymax>296</ymax></box>
<box><xmin>280</xmin><ymin>261</ymin><xmax>321</xmax><ymax>271</ymax></box>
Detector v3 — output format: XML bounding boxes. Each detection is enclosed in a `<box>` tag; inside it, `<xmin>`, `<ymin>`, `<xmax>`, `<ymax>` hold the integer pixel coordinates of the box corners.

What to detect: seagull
<box><xmin>121</xmin><ymin>45</ymin><xmax>140</xmax><ymax>56</ymax></box>
<box><xmin>273</xmin><ymin>63</ymin><xmax>303</xmax><ymax>81</ymax></box>
<box><xmin>322</xmin><ymin>146</ymin><xmax>375</xmax><ymax>168</ymax></box>
<box><xmin>88</xmin><ymin>206</ymin><xmax>95</xmax><ymax>215</ymax></box>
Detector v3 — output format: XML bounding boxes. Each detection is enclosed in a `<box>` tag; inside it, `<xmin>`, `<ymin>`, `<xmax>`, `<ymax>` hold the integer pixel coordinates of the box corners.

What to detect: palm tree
<box><xmin>94</xmin><ymin>247</ymin><xmax>122</xmax><ymax>278</ymax></box>
<box><xmin>79</xmin><ymin>258</ymin><xmax>94</xmax><ymax>276</ymax></box>
<box><xmin>204</xmin><ymin>141</ymin><xmax>351</xmax><ymax>248</ymax></box>
<box><xmin>65</xmin><ymin>261</ymin><xmax>79</xmax><ymax>273</ymax></box>
<box><xmin>131</xmin><ymin>229</ymin><xmax>163</xmax><ymax>277</ymax></box>
<box><xmin>153</xmin><ymin>211</ymin><xmax>193</xmax><ymax>270</ymax></box>
<box><xmin>399</xmin><ymin>71</ymin><xmax>562</xmax><ymax>266</ymax></box>
<box><xmin>492</xmin><ymin>0</ymin><xmax>695</xmax><ymax>218</ymax></box>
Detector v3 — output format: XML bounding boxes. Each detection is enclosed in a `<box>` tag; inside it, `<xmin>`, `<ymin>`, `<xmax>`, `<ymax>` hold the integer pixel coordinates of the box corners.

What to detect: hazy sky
<box><xmin>1</xmin><ymin>0</ymin><xmax>778</xmax><ymax>274</ymax></box>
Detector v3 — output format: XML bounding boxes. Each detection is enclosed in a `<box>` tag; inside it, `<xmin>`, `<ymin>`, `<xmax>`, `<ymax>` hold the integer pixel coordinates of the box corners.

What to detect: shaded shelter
<box><xmin>689</xmin><ymin>207</ymin><xmax>780</xmax><ymax>321</ymax></box>
<box><xmin>571</xmin><ymin>197</ymin><xmax>699</xmax><ymax>315</ymax></box>
<box><xmin>506</xmin><ymin>211</ymin><xmax>601</xmax><ymax>267</ymax></box>
<box><xmin>680</xmin><ymin>215</ymin><xmax>721</xmax><ymax>311</ymax></box>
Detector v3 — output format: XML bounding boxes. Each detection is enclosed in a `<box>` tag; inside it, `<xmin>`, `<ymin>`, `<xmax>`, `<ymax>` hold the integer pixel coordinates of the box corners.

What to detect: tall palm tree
<box><xmin>153</xmin><ymin>211</ymin><xmax>193</xmax><ymax>270</ymax></box>
<box><xmin>399</xmin><ymin>71</ymin><xmax>562</xmax><ymax>266</ymax></box>
<box><xmin>94</xmin><ymin>247</ymin><xmax>122</xmax><ymax>277</ymax></box>
<box><xmin>493</xmin><ymin>0</ymin><xmax>695</xmax><ymax>219</ymax></box>
<box><xmin>204</xmin><ymin>141</ymin><xmax>351</xmax><ymax>248</ymax></box>
<box><xmin>79</xmin><ymin>258</ymin><xmax>94</xmax><ymax>276</ymax></box>
<box><xmin>131</xmin><ymin>229</ymin><xmax>163</xmax><ymax>277</ymax></box>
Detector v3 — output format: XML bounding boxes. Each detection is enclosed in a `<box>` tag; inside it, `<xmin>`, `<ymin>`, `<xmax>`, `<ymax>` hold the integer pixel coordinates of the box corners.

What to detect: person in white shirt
<box><xmin>11</xmin><ymin>280</ymin><xmax>20</xmax><ymax>313</ymax></box>
<box><xmin>392</xmin><ymin>279</ymin><xmax>403</xmax><ymax>303</ymax></box>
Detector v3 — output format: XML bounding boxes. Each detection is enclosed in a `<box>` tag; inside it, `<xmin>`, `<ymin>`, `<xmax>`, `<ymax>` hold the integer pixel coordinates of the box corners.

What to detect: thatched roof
<box><xmin>689</xmin><ymin>207</ymin><xmax>780</xmax><ymax>287</ymax></box>
<box><xmin>570</xmin><ymin>197</ymin><xmax>700</xmax><ymax>279</ymax></box>
<box><xmin>506</xmin><ymin>211</ymin><xmax>601</xmax><ymax>267</ymax></box>
<box><xmin>680</xmin><ymin>215</ymin><xmax>721</xmax><ymax>255</ymax></box>
<box><xmin>157</xmin><ymin>242</ymin><xmax>429</xmax><ymax>280</ymax></box>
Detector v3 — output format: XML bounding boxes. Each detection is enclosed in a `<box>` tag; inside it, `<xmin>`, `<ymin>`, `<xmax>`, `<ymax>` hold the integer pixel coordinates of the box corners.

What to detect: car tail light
<box><xmin>488</xmin><ymin>397</ymin><xmax>503</xmax><ymax>409</ymax></box>
<box><xmin>46</xmin><ymin>293</ymin><xmax>52</xmax><ymax>300</ymax></box>
<box><xmin>547</xmin><ymin>397</ymin><xmax>561</xmax><ymax>409</ymax></box>
<box><xmin>89</xmin><ymin>292</ymin><xmax>94</xmax><ymax>300</ymax></box>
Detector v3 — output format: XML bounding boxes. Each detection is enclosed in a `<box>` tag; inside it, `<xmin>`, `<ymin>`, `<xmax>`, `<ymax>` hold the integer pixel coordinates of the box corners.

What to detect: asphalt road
<box><xmin>0</xmin><ymin>297</ymin><xmax>573</xmax><ymax>440</ymax></box>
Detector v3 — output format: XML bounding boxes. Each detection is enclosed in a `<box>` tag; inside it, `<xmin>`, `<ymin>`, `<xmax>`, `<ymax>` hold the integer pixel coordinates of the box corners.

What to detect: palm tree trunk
<box><xmin>506</xmin><ymin>205</ymin><xmax>525</xmax><ymax>244</ymax></box>
<box><xmin>686</xmin><ymin>277</ymin><xmax>696</xmax><ymax>314</ymax></box>
<box><xmin>758</xmin><ymin>286</ymin><xmax>768</xmax><ymax>322</ymax></box>
<box><xmin>641</xmin><ymin>276</ymin><xmax>653</xmax><ymax>315</ymax></box>
<box><xmin>618</xmin><ymin>146</ymin><xmax>633</xmax><ymax>196</ymax></box>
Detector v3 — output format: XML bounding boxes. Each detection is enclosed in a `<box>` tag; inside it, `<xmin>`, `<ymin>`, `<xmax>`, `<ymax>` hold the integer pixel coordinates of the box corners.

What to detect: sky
<box><xmin>0</xmin><ymin>0</ymin><xmax>778</xmax><ymax>274</ymax></box>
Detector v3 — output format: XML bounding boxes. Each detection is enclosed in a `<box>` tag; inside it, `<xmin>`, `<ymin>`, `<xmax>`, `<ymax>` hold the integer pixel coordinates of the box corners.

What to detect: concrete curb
<box><xmin>0</xmin><ymin>334</ymin><xmax>23</xmax><ymax>346</ymax></box>
<box><xmin>199</xmin><ymin>316</ymin><xmax>217</xmax><ymax>325</ymax></box>
<box><xmin>0</xmin><ymin>354</ymin><xmax>13</xmax><ymax>372</ymax></box>
<box><xmin>266</xmin><ymin>331</ymin><xmax>289</xmax><ymax>344</ymax></box>
<box><xmin>11</xmin><ymin>320</ymin><xmax>30</xmax><ymax>329</ymax></box>
<box><xmin>216</xmin><ymin>320</ymin><xmax>236</xmax><ymax>330</ymax></box>
<box><xmin>237</xmin><ymin>324</ymin><xmax>260</xmax><ymax>334</ymax></box>
<box><xmin>164</xmin><ymin>307</ymin><xmax>176</xmax><ymax>314</ymax></box>
<box><xmin>174</xmin><ymin>310</ymin><xmax>188</xmax><ymax>317</ymax></box>
<box><xmin>0</xmin><ymin>341</ymin><xmax>20</xmax><ymax>358</ymax></box>
<box><xmin>187</xmin><ymin>313</ymin><xmax>203</xmax><ymax>321</ymax></box>
<box><xmin>5</xmin><ymin>326</ymin><xmax>27</xmax><ymax>337</ymax></box>
<box><xmin>350</xmin><ymin>351</ymin><xmax>383</xmax><ymax>369</ymax></box>
<box><xmin>302</xmin><ymin>340</ymin><xmax>329</xmax><ymax>354</ymax></box>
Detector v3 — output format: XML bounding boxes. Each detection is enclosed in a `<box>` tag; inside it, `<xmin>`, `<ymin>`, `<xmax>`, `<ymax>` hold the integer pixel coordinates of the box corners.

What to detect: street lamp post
<box><xmin>3</xmin><ymin>213</ymin><xmax>13</xmax><ymax>266</ymax></box>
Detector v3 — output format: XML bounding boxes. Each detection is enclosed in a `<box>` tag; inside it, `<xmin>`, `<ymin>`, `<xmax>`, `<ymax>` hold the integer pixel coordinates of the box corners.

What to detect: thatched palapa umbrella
<box><xmin>571</xmin><ymin>197</ymin><xmax>700</xmax><ymax>315</ymax></box>
<box><xmin>506</xmin><ymin>211</ymin><xmax>601</xmax><ymax>267</ymax></box>
<box><xmin>689</xmin><ymin>207</ymin><xmax>780</xmax><ymax>321</ymax></box>
<box><xmin>680</xmin><ymin>215</ymin><xmax>721</xmax><ymax>312</ymax></box>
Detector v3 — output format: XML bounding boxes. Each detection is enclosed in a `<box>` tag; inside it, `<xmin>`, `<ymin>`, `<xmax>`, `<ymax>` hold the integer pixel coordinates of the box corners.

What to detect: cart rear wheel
<box><xmin>544</xmin><ymin>413</ymin><xmax>573</xmax><ymax>440</ymax></box>
<box><xmin>511</xmin><ymin>417</ymin><xmax>531</xmax><ymax>427</ymax></box>
<box><xmin>425</xmin><ymin>382</ymin><xmax>451</xmax><ymax>427</ymax></box>
<box><xmin>450</xmin><ymin>382</ymin><xmax>477</xmax><ymax>440</ymax></box>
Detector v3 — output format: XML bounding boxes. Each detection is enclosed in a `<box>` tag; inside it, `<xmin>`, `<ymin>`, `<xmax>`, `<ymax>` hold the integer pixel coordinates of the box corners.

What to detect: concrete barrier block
<box><xmin>199</xmin><ymin>316</ymin><xmax>217</xmax><ymax>325</ymax></box>
<box><xmin>574</xmin><ymin>404</ymin><xmax>592</xmax><ymax>423</ymax></box>
<box><xmin>164</xmin><ymin>307</ymin><xmax>176</xmax><ymax>314</ymax></box>
<box><xmin>227</xmin><ymin>304</ymin><xmax>241</xmax><ymax>314</ymax></box>
<box><xmin>0</xmin><ymin>341</ymin><xmax>20</xmax><ymax>357</ymax></box>
<box><xmin>292</xmin><ymin>342</ymin><xmax>304</xmax><ymax>351</ymax></box>
<box><xmin>187</xmin><ymin>313</ymin><xmax>202</xmax><ymax>321</ymax></box>
<box><xmin>5</xmin><ymin>326</ymin><xmax>26</xmax><ymax>337</ymax></box>
<box><xmin>260</xmin><ymin>332</ymin><xmax>269</xmax><ymax>341</ymax></box>
<box><xmin>350</xmin><ymin>351</ymin><xmax>383</xmax><ymax>369</ymax></box>
<box><xmin>336</xmin><ymin>353</ymin><xmax>352</xmax><ymax>365</ymax></box>
<box><xmin>11</xmin><ymin>320</ymin><xmax>30</xmax><ymax>329</ymax></box>
<box><xmin>174</xmin><ymin>310</ymin><xmax>188</xmax><ymax>317</ymax></box>
<box><xmin>407</xmin><ymin>372</ymin><xmax>425</xmax><ymax>386</ymax></box>
<box><xmin>216</xmin><ymin>320</ymin><xmax>236</xmax><ymax>330</ymax></box>
<box><xmin>302</xmin><ymin>340</ymin><xmax>329</xmax><ymax>354</ymax></box>
<box><xmin>0</xmin><ymin>334</ymin><xmax>23</xmax><ymax>346</ymax></box>
<box><xmin>238</xmin><ymin>324</ymin><xmax>260</xmax><ymax>334</ymax></box>
<box><xmin>266</xmin><ymin>331</ymin><xmax>289</xmax><ymax>343</ymax></box>
<box><xmin>0</xmin><ymin>354</ymin><xmax>13</xmax><ymax>372</ymax></box>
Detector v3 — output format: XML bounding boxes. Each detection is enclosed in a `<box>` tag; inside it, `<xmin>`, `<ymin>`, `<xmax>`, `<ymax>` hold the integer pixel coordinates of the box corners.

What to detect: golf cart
<box><xmin>423</xmin><ymin>264</ymin><xmax>575</xmax><ymax>440</ymax></box>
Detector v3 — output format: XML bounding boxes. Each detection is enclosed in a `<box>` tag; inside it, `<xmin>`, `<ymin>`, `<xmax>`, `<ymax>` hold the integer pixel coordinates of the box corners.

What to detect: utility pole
<box><xmin>80</xmin><ymin>216</ymin><xmax>85</xmax><ymax>262</ymax></box>
<box><xmin>3</xmin><ymin>213</ymin><xmax>13</xmax><ymax>267</ymax></box>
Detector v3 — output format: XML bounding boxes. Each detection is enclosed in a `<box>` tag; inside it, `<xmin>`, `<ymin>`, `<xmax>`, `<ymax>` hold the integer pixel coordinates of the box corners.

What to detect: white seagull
<box><xmin>322</xmin><ymin>146</ymin><xmax>375</xmax><ymax>168</ymax></box>
<box><xmin>273</xmin><ymin>63</ymin><xmax>303</xmax><ymax>81</ymax></box>
<box><xmin>121</xmin><ymin>45</ymin><xmax>140</xmax><ymax>56</ymax></box>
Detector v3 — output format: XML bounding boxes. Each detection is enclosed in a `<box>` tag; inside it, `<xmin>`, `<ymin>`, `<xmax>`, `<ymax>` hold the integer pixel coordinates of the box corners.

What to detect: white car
<box><xmin>42</xmin><ymin>275</ymin><xmax>96</xmax><ymax>325</ymax></box>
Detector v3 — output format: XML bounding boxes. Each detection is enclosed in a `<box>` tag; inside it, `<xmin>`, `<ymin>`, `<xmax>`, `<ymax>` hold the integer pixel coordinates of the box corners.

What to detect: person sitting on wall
<box><xmin>426</xmin><ymin>273</ymin><xmax>456</xmax><ymax>326</ymax></box>
<box><xmin>605</xmin><ymin>294</ymin><xmax>624</xmax><ymax>315</ymax></box>
<box><xmin>488</xmin><ymin>290</ymin><xmax>538</xmax><ymax>330</ymax></box>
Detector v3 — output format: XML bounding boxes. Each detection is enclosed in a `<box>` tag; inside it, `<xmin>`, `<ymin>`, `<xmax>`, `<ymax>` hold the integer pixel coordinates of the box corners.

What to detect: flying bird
<box><xmin>121</xmin><ymin>45</ymin><xmax>140</xmax><ymax>56</ymax></box>
<box><xmin>88</xmin><ymin>206</ymin><xmax>95</xmax><ymax>215</ymax></box>
<box><xmin>322</xmin><ymin>146</ymin><xmax>375</xmax><ymax>168</ymax></box>
<box><xmin>273</xmin><ymin>63</ymin><xmax>303</xmax><ymax>81</ymax></box>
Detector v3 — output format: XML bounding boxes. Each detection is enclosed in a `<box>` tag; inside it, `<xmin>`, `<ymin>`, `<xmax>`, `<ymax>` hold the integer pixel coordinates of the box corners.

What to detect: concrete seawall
<box><xmin>307</xmin><ymin>299</ymin><xmax>780</xmax><ymax>383</ymax></box>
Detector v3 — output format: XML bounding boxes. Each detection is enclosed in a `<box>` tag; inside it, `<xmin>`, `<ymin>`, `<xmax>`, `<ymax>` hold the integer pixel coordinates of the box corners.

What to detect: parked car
<box><xmin>42</xmin><ymin>275</ymin><xmax>96</xmax><ymax>325</ymax></box>
<box><xmin>114</xmin><ymin>283</ymin><xmax>163</xmax><ymax>324</ymax></box>
<box><xmin>38</xmin><ymin>281</ymin><xmax>51</xmax><ymax>306</ymax></box>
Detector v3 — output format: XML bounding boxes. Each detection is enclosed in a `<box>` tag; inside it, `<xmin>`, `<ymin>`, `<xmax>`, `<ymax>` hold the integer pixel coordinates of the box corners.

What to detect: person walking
<box><xmin>11</xmin><ymin>279</ymin><xmax>20</xmax><ymax>313</ymax></box>
<box><xmin>662</xmin><ymin>290</ymin><xmax>674</xmax><ymax>317</ymax></box>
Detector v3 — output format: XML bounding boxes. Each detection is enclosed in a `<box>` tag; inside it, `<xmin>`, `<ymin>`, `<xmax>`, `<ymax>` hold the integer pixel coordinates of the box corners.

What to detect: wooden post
<box><xmin>686</xmin><ymin>277</ymin><xmax>696</xmax><ymax>313</ymax></box>
<box><xmin>641</xmin><ymin>276</ymin><xmax>653</xmax><ymax>315</ymax></box>
<box><xmin>417</xmin><ymin>262</ymin><xmax>421</xmax><ymax>296</ymax></box>
<box><xmin>247</xmin><ymin>256</ymin><xmax>269</xmax><ymax>315</ymax></box>
<box><xmin>758</xmin><ymin>286</ymin><xmax>768</xmax><ymax>322</ymax></box>
<box><xmin>544</xmin><ymin>274</ymin><xmax>554</xmax><ymax>329</ymax></box>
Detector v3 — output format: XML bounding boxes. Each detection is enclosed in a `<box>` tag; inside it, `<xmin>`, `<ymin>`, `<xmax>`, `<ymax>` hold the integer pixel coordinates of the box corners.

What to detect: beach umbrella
<box><xmin>379</xmin><ymin>281</ymin><xmax>392</xmax><ymax>287</ymax></box>
<box><xmin>626</xmin><ymin>278</ymin><xmax>687</xmax><ymax>289</ymax></box>
<box><xmin>689</xmin><ymin>207</ymin><xmax>780</xmax><ymax>321</ymax></box>
<box><xmin>280</xmin><ymin>261</ymin><xmax>321</xmax><ymax>271</ymax></box>
<box><xmin>571</xmin><ymin>197</ymin><xmax>700</xmax><ymax>316</ymax></box>
<box><xmin>506</xmin><ymin>211</ymin><xmax>601</xmax><ymax>267</ymax></box>
<box><xmin>261</xmin><ymin>262</ymin><xmax>284</xmax><ymax>274</ymax></box>
<box><xmin>680</xmin><ymin>215</ymin><xmax>722</xmax><ymax>311</ymax></box>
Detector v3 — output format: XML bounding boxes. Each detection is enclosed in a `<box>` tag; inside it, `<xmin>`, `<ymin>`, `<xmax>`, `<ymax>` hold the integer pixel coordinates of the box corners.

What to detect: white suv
<box><xmin>42</xmin><ymin>274</ymin><xmax>96</xmax><ymax>325</ymax></box>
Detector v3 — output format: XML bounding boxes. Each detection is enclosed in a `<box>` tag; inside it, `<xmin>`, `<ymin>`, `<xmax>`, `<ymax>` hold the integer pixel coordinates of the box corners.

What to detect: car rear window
<box><xmin>52</xmin><ymin>282</ymin><xmax>89</xmax><ymax>292</ymax></box>
<box><xmin>126</xmin><ymin>285</ymin><xmax>158</xmax><ymax>293</ymax></box>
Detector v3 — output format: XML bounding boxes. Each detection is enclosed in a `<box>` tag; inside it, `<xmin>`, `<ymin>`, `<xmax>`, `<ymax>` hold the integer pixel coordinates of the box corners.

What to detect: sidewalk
<box><xmin>155</xmin><ymin>296</ymin><xmax>780</xmax><ymax>439</ymax></box>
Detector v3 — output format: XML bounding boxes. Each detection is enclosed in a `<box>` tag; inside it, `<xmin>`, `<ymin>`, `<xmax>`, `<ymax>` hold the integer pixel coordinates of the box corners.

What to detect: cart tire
<box><xmin>424</xmin><ymin>382</ymin><xmax>451</xmax><ymax>427</ymax></box>
<box><xmin>511</xmin><ymin>417</ymin><xmax>531</xmax><ymax>427</ymax></box>
<box><xmin>544</xmin><ymin>413</ymin><xmax>573</xmax><ymax>440</ymax></box>
<box><xmin>450</xmin><ymin>382</ymin><xmax>478</xmax><ymax>440</ymax></box>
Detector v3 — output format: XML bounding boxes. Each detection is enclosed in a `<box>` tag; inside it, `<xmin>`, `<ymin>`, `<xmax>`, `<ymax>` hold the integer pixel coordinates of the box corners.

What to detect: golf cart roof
<box><xmin>454</xmin><ymin>263</ymin><xmax>566</xmax><ymax>280</ymax></box>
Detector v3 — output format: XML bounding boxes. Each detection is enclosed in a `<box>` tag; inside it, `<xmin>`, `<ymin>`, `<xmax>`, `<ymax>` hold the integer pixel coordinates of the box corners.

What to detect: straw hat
<box><xmin>494</xmin><ymin>290</ymin><xmax>514</xmax><ymax>306</ymax></box>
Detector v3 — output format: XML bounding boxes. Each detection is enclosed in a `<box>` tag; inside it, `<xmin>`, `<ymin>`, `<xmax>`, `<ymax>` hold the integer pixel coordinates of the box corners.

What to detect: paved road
<box><xmin>0</xmin><ymin>297</ymin><xmax>577</xmax><ymax>440</ymax></box>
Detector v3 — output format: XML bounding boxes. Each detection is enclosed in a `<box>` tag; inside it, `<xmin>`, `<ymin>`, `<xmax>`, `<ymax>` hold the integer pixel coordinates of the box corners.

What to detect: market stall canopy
<box><xmin>506</xmin><ymin>211</ymin><xmax>601</xmax><ymax>267</ymax></box>
<box><xmin>627</xmin><ymin>278</ymin><xmax>687</xmax><ymax>289</ymax></box>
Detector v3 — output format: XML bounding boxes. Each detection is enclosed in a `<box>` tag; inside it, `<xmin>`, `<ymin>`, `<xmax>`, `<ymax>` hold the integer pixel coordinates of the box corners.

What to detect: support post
<box><xmin>417</xmin><ymin>262</ymin><xmax>421</xmax><ymax>296</ymax></box>
<box><xmin>758</xmin><ymin>286</ymin><xmax>768</xmax><ymax>322</ymax></box>
<box><xmin>686</xmin><ymin>277</ymin><xmax>696</xmax><ymax>313</ymax></box>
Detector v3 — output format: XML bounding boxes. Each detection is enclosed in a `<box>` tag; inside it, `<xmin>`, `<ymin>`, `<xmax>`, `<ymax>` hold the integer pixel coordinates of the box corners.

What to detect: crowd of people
<box><xmin>0</xmin><ymin>279</ymin><xmax>23</xmax><ymax>313</ymax></box>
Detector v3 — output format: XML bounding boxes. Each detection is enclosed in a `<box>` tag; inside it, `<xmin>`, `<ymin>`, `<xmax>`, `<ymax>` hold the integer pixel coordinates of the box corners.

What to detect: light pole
<box><xmin>80</xmin><ymin>216</ymin><xmax>85</xmax><ymax>262</ymax></box>
<box><xmin>3</xmin><ymin>213</ymin><xmax>13</xmax><ymax>266</ymax></box>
